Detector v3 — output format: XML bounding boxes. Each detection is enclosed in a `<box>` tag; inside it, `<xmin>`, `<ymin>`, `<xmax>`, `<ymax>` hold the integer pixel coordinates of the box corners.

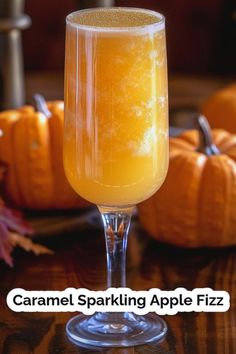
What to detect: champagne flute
<box><xmin>64</xmin><ymin>7</ymin><xmax>169</xmax><ymax>348</ymax></box>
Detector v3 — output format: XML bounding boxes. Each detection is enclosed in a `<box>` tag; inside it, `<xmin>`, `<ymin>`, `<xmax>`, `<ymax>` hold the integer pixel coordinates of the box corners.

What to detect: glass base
<box><xmin>66</xmin><ymin>312</ymin><xmax>167</xmax><ymax>348</ymax></box>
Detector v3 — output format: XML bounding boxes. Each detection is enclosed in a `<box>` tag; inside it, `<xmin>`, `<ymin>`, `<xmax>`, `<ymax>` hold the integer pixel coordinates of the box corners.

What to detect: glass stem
<box><xmin>99</xmin><ymin>206</ymin><xmax>133</xmax><ymax>288</ymax></box>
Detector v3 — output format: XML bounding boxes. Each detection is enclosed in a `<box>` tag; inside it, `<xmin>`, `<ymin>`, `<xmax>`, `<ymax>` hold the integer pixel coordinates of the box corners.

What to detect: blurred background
<box><xmin>23</xmin><ymin>0</ymin><xmax>236</xmax><ymax>75</ymax></box>
<box><xmin>0</xmin><ymin>0</ymin><xmax>235</xmax><ymax>110</ymax></box>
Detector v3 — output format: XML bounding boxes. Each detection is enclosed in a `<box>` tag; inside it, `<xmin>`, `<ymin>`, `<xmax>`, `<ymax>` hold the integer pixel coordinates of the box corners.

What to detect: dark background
<box><xmin>23</xmin><ymin>0</ymin><xmax>236</xmax><ymax>75</ymax></box>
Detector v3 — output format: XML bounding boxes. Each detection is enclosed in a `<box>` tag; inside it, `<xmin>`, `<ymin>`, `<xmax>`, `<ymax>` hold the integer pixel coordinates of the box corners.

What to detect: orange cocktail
<box><xmin>64</xmin><ymin>8</ymin><xmax>169</xmax><ymax>348</ymax></box>
<box><xmin>64</xmin><ymin>8</ymin><xmax>168</xmax><ymax>207</ymax></box>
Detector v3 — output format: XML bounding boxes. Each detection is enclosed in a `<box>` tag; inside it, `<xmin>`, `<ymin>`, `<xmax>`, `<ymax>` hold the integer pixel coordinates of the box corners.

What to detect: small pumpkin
<box><xmin>202</xmin><ymin>84</ymin><xmax>236</xmax><ymax>133</ymax></box>
<box><xmin>0</xmin><ymin>95</ymin><xmax>88</xmax><ymax>210</ymax></box>
<box><xmin>138</xmin><ymin>116</ymin><xmax>236</xmax><ymax>248</ymax></box>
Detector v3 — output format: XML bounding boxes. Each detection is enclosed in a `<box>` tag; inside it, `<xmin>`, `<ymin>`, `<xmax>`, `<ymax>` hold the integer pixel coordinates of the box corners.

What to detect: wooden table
<box><xmin>0</xmin><ymin>73</ymin><xmax>236</xmax><ymax>353</ymax></box>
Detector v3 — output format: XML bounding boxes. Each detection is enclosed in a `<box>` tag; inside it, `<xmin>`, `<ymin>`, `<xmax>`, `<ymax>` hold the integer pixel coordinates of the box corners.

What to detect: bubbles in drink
<box><xmin>64</xmin><ymin>9</ymin><xmax>168</xmax><ymax>205</ymax></box>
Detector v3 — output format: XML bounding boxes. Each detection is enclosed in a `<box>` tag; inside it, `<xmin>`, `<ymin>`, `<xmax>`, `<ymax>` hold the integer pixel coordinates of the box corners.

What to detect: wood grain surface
<box><xmin>0</xmin><ymin>208</ymin><xmax>235</xmax><ymax>354</ymax></box>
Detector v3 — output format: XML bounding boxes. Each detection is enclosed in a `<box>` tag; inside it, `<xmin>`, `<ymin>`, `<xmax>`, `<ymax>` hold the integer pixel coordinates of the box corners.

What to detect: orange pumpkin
<box><xmin>0</xmin><ymin>95</ymin><xmax>89</xmax><ymax>210</ymax></box>
<box><xmin>202</xmin><ymin>84</ymin><xmax>236</xmax><ymax>133</ymax></box>
<box><xmin>138</xmin><ymin>116</ymin><xmax>236</xmax><ymax>248</ymax></box>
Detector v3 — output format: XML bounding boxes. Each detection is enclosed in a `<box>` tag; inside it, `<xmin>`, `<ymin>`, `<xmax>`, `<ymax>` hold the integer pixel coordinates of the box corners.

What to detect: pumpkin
<box><xmin>0</xmin><ymin>95</ymin><xmax>88</xmax><ymax>210</ymax></box>
<box><xmin>202</xmin><ymin>84</ymin><xmax>236</xmax><ymax>133</ymax></box>
<box><xmin>138</xmin><ymin>116</ymin><xmax>236</xmax><ymax>248</ymax></box>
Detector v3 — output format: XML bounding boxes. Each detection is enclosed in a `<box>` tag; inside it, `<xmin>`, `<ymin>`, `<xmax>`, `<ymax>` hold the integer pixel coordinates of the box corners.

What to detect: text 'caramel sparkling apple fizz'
<box><xmin>64</xmin><ymin>7</ymin><xmax>169</xmax><ymax>348</ymax></box>
<box><xmin>64</xmin><ymin>8</ymin><xmax>168</xmax><ymax>207</ymax></box>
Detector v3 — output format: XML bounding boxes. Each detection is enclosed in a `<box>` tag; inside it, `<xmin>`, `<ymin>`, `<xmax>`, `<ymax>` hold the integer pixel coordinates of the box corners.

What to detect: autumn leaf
<box><xmin>0</xmin><ymin>221</ymin><xmax>14</xmax><ymax>267</ymax></box>
<box><xmin>9</xmin><ymin>232</ymin><xmax>53</xmax><ymax>256</ymax></box>
<box><xmin>0</xmin><ymin>201</ymin><xmax>53</xmax><ymax>266</ymax></box>
<box><xmin>0</xmin><ymin>207</ymin><xmax>33</xmax><ymax>236</ymax></box>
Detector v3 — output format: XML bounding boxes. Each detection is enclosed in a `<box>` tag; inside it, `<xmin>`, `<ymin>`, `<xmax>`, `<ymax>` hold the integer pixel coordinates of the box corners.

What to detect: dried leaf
<box><xmin>0</xmin><ymin>222</ymin><xmax>14</xmax><ymax>267</ymax></box>
<box><xmin>0</xmin><ymin>207</ymin><xmax>33</xmax><ymax>235</ymax></box>
<box><xmin>9</xmin><ymin>232</ymin><xmax>53</xmax><ymax>256</ymax></box>
<box><xmin>0</xmin><ymin>199</ymin><xmax>52</xmax><ymax>266</ymax></box>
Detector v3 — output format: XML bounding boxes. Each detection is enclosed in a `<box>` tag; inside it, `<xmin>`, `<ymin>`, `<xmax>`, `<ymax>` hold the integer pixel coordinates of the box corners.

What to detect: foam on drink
<box><xmin>69</xmin><ymin>8</ymin><xmax>163</xmax><ymax>28</ymax></box>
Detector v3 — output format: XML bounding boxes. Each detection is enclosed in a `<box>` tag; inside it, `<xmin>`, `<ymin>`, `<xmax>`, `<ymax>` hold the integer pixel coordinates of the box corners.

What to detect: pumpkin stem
<box><xmin>33</xmin><ymin>94</ymin><xmax>51</xmax><ymax>118</ymax></box>
<box><xmin>197</xmin><ymin>115</ymin><xmax>220</xmax><ymax>155</ymax></box>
